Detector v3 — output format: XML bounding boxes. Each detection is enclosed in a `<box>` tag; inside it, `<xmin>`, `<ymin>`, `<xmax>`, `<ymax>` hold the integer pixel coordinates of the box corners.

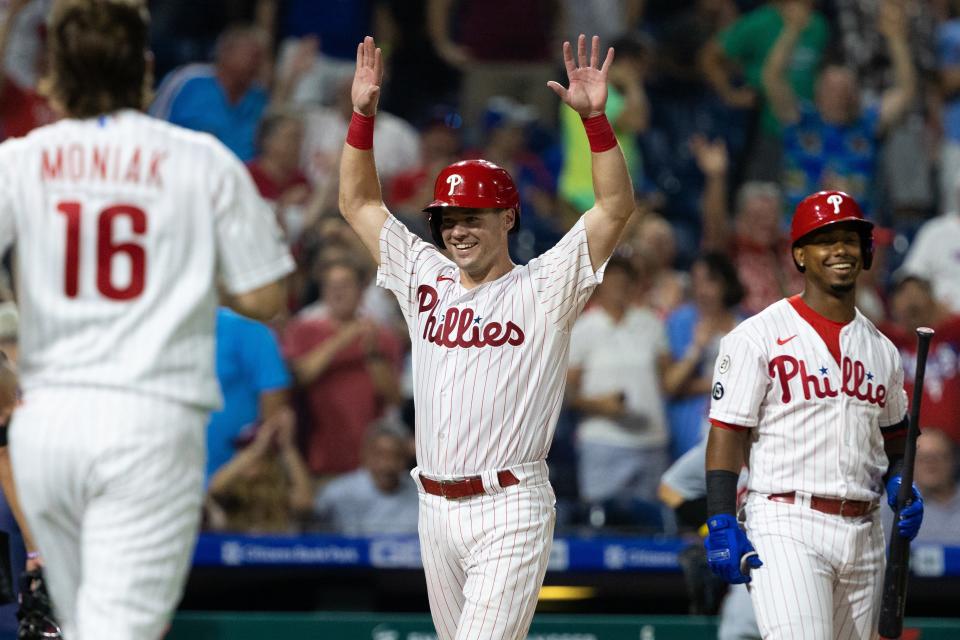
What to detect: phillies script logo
<box><xmin>416</xmin><ymin>285</ymin><xmax>524</xmax><ymax>348</ymax></box>
<box><xmin>769</xmin><ymin>355</ymin><xmax>887</xmax><ymax>407</ymax></box>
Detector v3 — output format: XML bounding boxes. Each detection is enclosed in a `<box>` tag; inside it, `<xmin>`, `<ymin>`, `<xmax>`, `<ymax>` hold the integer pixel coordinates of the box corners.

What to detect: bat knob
<box><xmin>916</xmin><ymin>327</ymin><xmax>935</xmax><ymax>338</ymax></box>
<box><xmin>740</xmin><ymin>551</ymin><xmax>759</xmax><ymax>575</ymax></box>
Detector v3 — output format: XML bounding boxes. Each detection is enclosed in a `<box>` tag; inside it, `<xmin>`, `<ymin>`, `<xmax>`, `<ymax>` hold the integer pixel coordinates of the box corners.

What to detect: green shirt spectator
<box><xmin>559</xmin><ymin>86</ymin><xmax>640</xmax><ymax>212</ymax></box>
<box><xmin>717</xmin><ymin>3</ymin><xmax>828</xmax><ymax>136</ymax></box>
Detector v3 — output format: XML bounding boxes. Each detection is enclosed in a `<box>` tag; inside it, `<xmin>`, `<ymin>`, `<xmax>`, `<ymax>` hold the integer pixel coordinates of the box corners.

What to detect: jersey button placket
<box><xmin>838</xmin><ymin>328</ymin><xmax>850</xmax><ymax>496</ymax></box>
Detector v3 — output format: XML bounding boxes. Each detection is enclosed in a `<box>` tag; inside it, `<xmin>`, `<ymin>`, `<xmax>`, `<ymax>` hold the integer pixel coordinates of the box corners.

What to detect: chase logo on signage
<box><xmin>370</xmin><ymin>537</ymin><xmax>422</xmax><ymax>569</ymax></box>
<box><xmin>221</xmin><ymin>541</ymin><xmax>243</xmax><ymax>566</ymax></box>
<box><xmin>548</xmin><ymin>539</ymin><xmax>569</xmax><ymax>571</ymax></box>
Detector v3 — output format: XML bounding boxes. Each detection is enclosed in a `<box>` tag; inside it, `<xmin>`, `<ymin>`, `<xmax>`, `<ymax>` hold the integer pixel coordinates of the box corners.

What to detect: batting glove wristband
<box><xmin>886</xmin><ymin>475</ymin><xmax>924</xmax><ymax>541</ymax></box>
<box><xmin>704</xmin><ymin>513</ymin><xmax>762</xmax><ymax>584</ymax></box>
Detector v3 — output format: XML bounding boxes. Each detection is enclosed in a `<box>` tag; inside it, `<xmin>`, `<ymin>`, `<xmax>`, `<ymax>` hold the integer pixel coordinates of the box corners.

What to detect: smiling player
<box><xmin>338</xmin><ymin>33</ymin><xmax>636</xmax><ymax>639</ymax></box>
<box><xmin>704</xmin><ymin>190</ymin><xmax>924</xmax><ymax>639</ymax></box>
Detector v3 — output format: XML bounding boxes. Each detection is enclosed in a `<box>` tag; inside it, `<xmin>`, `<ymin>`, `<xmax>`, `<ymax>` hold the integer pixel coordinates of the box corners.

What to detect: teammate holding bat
<box><xmin>704</xmin><ymin>190</ymin><xmax>924</xmax><ymax>639</ymax></box>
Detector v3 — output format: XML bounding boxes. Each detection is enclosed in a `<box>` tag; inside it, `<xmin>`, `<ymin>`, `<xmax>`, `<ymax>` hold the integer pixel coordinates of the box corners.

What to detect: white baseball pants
<box><xmin>743</xmin><ymin>492</ymin><xmax>885</xmax><ymax>640</ymax></box>
<box><xmin>9</xmin><ymin>387</ymin><xmax>207</xmax><ymax>640</ymax></box>
<box><xmin>412</xmin><ymin>460</ymin><xmax>556</xmax><ymax>640</ymax></box>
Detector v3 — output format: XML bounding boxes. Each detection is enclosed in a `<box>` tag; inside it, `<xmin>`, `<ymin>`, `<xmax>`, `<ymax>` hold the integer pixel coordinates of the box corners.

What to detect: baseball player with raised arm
<box><xmin>704</xmin><ymin>190</ymin><xmax>924</xmax><ymax>639</ymax></box>
<box><xmin>0</xmin><ymin>2</ymin><xmax>294</xmax><ymax>638</ymax></box>
<box><xmin>339</xmin><ymin>34</ymin><xmax>635</xmax><ymax>640</ymax></box>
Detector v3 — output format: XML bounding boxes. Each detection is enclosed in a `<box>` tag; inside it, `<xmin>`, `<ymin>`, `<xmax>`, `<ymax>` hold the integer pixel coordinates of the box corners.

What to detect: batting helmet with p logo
<box><xmin>422</xmin><ymin>159</ymin><xmax>521</xmax><ymax>247</ymax></box>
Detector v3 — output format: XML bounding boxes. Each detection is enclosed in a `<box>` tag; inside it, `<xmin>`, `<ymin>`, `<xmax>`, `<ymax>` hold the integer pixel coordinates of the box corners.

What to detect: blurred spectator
<box><xmin>206</xmin><ymin>307</ymin><xmax>292</xmax><ymax>481</ymax></box>
<box><xmin>559</xmin><ymin>33</ymin><xmax>649</xmax><ymax>214</ymax></box>
<box><xmin>622</xmin><ymin>213</ymin><xmax>688</xmax><ymax>318</ymax></box>
<box><xmin>762</xmin><ymin>0</ymin><xmax>915</xmax><ymax>216</ymax></box>
<box><xmin>640</xmin><ymin>10</ymin><xmax>748</xmax><ymax>262</ymax></box>
<box><xmin>881</xmin><ymin>428</ymin><xmax>960</xmax><ymax>544</ymax></box>
<box><xmin>388</xmin><ymin>105</ymin><xmax>464</xmax><ymax>234</ymax></box>
<box><xmin>898</xmin><ymin>208</ymin><xmax>960</xmax><ymax>313</ymax></box>
<box><xmin>835</xmin><ymin>0</ymin><xmax>937</xmax><ymax>216</ymax></box>
<box><xmin>427</xmin><ymin>0</ymin><xmax>561</xmax><ymax>142</ymax></box>
<box><xmin>658</xmin><ymin>437</ymin><xmax>759</xmax><ymax>634</ymax></box>
<box><xmin>472</xmin><ymin>96</ymin><xmax>565</xmax><ymax>262</ymax></box>
<box><xmin>206</xmin><ymin>407</ymin><xmax>314</xmax><ymax>534</ymax></box>
<box><xmin>311</xmin><ymin>421</ymin><xmax>418</xmax><ymax>536</ymax></box>
<box><xmin>271</xmin><ymin>0</ymin><xmax>374</xmax><ymax>106</ymax></box>
<box><xmin>560</xmin><ymin>0</ymin><xmax>644</xmax><ymax>45</ymax></box>
<box><xmin>663</xmin><ymin>253</ymin><xmax>744</xmax><ymax>458</ymax></box>
<box><xmin>693</xmin><ymin>135</ymin><xmax>803</xmax><ymax>314</ymax></box>
<box><xmin>247</xmin><ymin>109</ymin><xmax>314</xmax><ymax>242</ymax></box>
<box><xmin>376</xmin><ymin>0</ymin><xmax>460</xmax><ymax>123</ymax></box>
<box><xmin>301</xmin><ymin>78</ymin><xmax>420</xmax><ymax>214</ymax></box>
<box><xmin>150</xmin><ymin>25</ymin><xmax>269</xmax><ymax>161</ymax></box>
<box><xmin>147</xmin><ymin>0</ymin><xmax>268</xmax><ymax>82</ymax></box>
<box><xmin>0</xmin><ymin>0</ymin><xmax>55</xmax><ymax>141</ymax></box>
<box><xmin>1</xmin><ymin>0</ymin><xmax>49</xmax><ymax>88</ymax></box>
<box><xmin>881</xmin><ymin>276</ymin><xmax>960</xmax><ymax>444</ymax></box>
<box><xmin>567</xmin><ymin>257</ymin><xmax>671</xmax><ymax>526</ymax></box>
<box><xmin>939</xmin><ymin>5</ymin><xmax>960</xmax><ymax>214</ymax></box>
<box><xmin>0</xmin><ymin>301</ymin><xmax>16</xmax><ymax>362</ymax></box>
<box><xmin>701</xmin><ymin>0</ymin><xmax>829</xmax><ymax>182</ymax></box>
<box><xmin>283</xmin><ymin>259</ymin><xmax>403</xmax><ymax>477</ymax></box>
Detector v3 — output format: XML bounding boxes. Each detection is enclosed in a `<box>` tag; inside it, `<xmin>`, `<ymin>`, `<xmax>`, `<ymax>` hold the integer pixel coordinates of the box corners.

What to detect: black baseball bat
<box><xmin>878</xmin><ymin>326</ymin><xmax>934</xmax><ymax>639</ymax></box>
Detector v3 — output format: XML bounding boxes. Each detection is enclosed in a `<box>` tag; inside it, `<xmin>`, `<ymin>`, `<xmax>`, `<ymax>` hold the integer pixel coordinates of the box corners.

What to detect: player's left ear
<box><xmin>502</xmin><ymin>208</ymin><xmax>516</xmax><ymax>233</ymax></box>
<box><xmin>792</xmin><ymin>245</ymin><xmax>806</xmax><ymax>273</ymax></box>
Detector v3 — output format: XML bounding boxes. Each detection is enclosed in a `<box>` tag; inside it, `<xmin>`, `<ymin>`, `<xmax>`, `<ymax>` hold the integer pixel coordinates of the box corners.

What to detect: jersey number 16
<box><xmin>57</xmin><ymin>201</ymin><xmax>147</xmax><ymax>301</ymax></box>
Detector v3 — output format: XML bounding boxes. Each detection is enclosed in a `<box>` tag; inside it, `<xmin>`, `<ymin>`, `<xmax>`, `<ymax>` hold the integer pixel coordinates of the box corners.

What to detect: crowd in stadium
<box><xmin>0</xmin><ymin>0</ymin><xmax>958</xmax><ymax>544</ymax></box>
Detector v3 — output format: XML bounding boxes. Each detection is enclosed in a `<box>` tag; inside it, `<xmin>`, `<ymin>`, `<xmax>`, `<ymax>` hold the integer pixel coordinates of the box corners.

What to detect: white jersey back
<box><xmin>709</xmin><ymin>298</ymin><xmax>907</xmax><ymax>500</ymax></box>
<box><xmin>0</xmin><ymin>111</ymin><xmax>294</xmax><ymax>409</ymax></box>
<box><xmin>377</xmin><ymin>215</ymin><xmax>602</xmax><ymax>477</ymax></box>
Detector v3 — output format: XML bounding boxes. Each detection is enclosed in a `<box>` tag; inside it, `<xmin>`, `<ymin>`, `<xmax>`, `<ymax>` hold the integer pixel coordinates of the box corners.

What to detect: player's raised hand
<box><xmin>547</xmin><ymin>34</ymin><xmax>613</xmax><ymax>118</ymax></box>
<box><xmin>690</xmin><ymin>135</ymin><xmax>729</xmax><ymax>178</ymax></box>
<box><xmin>352</xmin><ymin>36</ymin><xmax>383</xmax><ymax>117</ymax></box>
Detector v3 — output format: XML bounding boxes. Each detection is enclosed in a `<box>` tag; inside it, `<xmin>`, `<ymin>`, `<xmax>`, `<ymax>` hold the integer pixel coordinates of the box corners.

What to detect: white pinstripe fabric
<box><xmin>744</xmin><ymin>493</ymin><xmax>884</xmax><ymax>640</ymax></box>
<box><xmin>709</xmin><ymin>299</ymin><xmax>907</xmax><ymax>500</ymax></box>
<box><xmin>9</xmin><ymin>387</ymin><xmax>206</xmax><ymax>640</ymax></box>
<box><xmin>0</xmin><ymin>111</ymin><xmax>294</xmax><ymax>410</ymax></box>
<box><xmin>377</xmin><ymin>215</ymin><xmax>602</xmax><ymax>477</ymax></box>
<box><xmin>0</xmin><ymin>111</ymin><xmax>292</xmax><ymax>640</ymax></box>
<box><xmin>413</xmin><ymin>465</ymin><xmax>555</xmax><ymax>640</ymax></box>
<box><xmin>378</xmin><ymin>214</ymin><xmax>602</xmax><ymax>637</ymax></box>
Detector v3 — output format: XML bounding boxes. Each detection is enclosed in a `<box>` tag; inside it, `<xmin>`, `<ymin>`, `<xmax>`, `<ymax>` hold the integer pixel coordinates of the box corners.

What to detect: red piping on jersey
<box><xmin>710</xmin><ymin>418</ymin><xmax>748</xmax><ymax>432</ymax></box>
<box><xmin>786</xmin><ymin>294</ymin><xmax>849</xmax><ymax>365</ymax></box>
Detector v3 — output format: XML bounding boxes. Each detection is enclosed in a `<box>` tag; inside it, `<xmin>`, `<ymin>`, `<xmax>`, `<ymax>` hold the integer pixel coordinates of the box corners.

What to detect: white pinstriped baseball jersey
<box><xmin>0</xmin><ymin>110</ymin><xmax>294</xmax><ymax>409</ymax></box>
<box><xmin>377</xmin><ymin>214</ymin><xmax>603</xmax><ymax>477</ymax></box>
<box><xmin>709</xmin><ymin>296</ymin><xmax>907</xmax><ymax>501</ymax></box>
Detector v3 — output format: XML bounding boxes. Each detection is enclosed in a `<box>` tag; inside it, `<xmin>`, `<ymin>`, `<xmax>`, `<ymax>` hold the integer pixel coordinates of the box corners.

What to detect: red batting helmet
<box><xmin>422</xmin><ymin>159</ymin><xmax>521</xmax><ymax>247</ymax></box>
<box><xmin>790</xmin><ymin>190</ymin><xmax>874</xmax><ymax>270</ymax></box>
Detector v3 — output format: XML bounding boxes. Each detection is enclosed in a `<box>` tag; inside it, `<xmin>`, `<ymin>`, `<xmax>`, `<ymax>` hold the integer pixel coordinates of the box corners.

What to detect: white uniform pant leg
<box><xmin>9</xmin><ymin>395</ymin><xmax>86</xmax><ymax>639</ymax></box>
<box><xmin>744</xmin><ymin>496</ymin><xmax>836</xmax><ymax>640</ymax></box>
<box><xmin>454</xmin><ymin>483</ymin><xmax>555</xmax><ymax>640</ymax></box>
<box><xmin>417</xmin><ymin>490</ymin><xmax>467</xmax><ymax>640</ymax></box>
<box><xmin>832</xmin><ymin>512</ymin><xmax>884</xmax><ymax>640</ymax></box>
<box><xmin>10</xmin><ymin>389</ymin><xmax>206</xmax><ymax>640</ymax></box>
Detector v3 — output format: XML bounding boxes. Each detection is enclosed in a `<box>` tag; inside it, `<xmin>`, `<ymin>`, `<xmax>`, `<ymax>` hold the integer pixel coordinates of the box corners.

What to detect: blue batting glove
<box><xmin>886</xmin><ymin>475</ymin><xmax>924</xmax><ymax>541</ymax></box>
<box><xmin>704</xmin><ymin>513</ymin><xmax>763</xmax><ymax>584</ymax></box>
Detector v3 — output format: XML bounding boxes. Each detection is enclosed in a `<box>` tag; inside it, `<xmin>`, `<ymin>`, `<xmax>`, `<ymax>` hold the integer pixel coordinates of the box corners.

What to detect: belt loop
<box><xmin>480</xmin><ymin>469</ymin><xmax>505</xmax><ymax>496</ymax></box>
<box><xmin>794</xmin><ymin>491</ymin><xmax>811</xmax><ymax>510</ymax></box>
<box><xmin>411</xmin><ymin>467</ymin><xmax>427</xmax><ymax>493</ymax></box>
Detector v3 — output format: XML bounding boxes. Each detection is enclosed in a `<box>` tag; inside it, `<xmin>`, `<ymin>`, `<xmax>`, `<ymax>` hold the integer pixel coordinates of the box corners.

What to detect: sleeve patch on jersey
<box><xmin>718</xmin><ymin>354</ymin><xmax>731</xmax><ymax>374</ymax></box>
<box><xmin>712</xmin><ymin>382</ymin><xmax>724</xmax><ymax>400</ymax></box>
